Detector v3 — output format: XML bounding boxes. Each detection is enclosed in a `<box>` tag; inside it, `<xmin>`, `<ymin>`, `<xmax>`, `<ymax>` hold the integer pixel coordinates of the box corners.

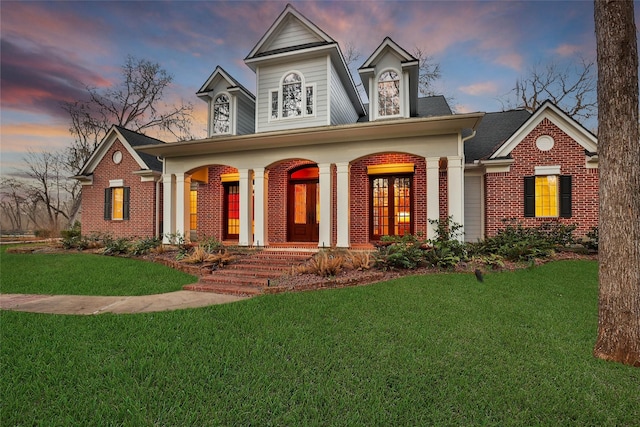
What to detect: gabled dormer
<box><xmin>245</xmin><ymin>4</ymin><xmax>364</xmax><ymax>133</ymax></box>
<box><xmin>196</xmin><ymin>66</ymin><xmax>255</xmax><ymax>137</ymax></box>
<box><xmin>358</xmin><ymin>37</ymin><xmax>419</xmax><ymax>121</ymax></box>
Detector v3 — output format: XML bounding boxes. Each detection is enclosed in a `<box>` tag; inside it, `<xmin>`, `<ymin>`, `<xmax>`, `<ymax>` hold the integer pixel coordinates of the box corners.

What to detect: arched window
<box><xmin>270</xmin><ymin>71</ymin><xmax>314</xmax><ymax>120</ymax></box>
<box><xmin>378</xmin><ymin>70</ymin><xmax>400</xmax><ymax>117</ymax></box>
<box><xmin>213</xmin><ymin>94</ymin><xmax>230</xmax><ymax>134</ymax></box>
<box><xmin>282</xmin><ymin>72</ymin><xmax>302</xmax><ymax>118</ymax></box>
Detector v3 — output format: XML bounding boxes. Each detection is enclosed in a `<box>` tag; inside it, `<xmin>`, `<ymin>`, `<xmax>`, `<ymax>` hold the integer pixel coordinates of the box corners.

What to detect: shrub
<box><xmin>301</xmin><ymin>250</ymin><xmax>345</xmax><ymax>277</ymax></box>
<box><xmin>102</xmin><ymin>236</ymin><xmax>131</xmax><ymax>256</ymax></box>
<box><xmin>479</xmin><ymin>219</ymin><xmax>554</xmax><ymax>262</ymax></box>
<box><xmin>583</xmin><ymin>226</ymin><xmax>599</xmax><ymax>251</ymax></box>
<box><xmin>375</xmin><ymin>233</ymin><xmax>427</xmax><ymax>270</ymax></box>
<box><xmin>537</xmin><ymin>221</ymin><xmax>577</xmax><ymax>246</ymax></box>
<box><xmin>346</xmin><ymin>250</ymin><xmax>374</xmax><ymax>271</ymax></box>
<box><xmin>197</xmin><ymin>235</ymin><xmax>224</xmax><ymax>253</ymax></box>
<box><xmin>61</xmin><ymin>221</ymin><xmax>84</xmax><ymax>250</ymax></box>
<box><xmin>423</xmin><ymin>217</ymin><xmax>468</xmax><ymax>269</ymax></box>
<box><xmin>130</xmin><ymin>236</ymin><xmax>162</xmax><ymax>256</ymax></box>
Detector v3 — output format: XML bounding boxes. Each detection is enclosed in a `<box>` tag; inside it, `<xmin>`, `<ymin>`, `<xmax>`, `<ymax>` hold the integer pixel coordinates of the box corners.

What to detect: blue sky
<box><xmin>1</xmin><ymin>0</ymin><xmax>635</xmax><ymax>176</ymax></box>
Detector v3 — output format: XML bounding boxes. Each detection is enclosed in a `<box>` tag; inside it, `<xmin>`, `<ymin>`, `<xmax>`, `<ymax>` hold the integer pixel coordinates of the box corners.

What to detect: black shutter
<box><xmin>559</xmin><ymin>175</ymin><xmax>572</xmax><ymax>218</ymax></box>
<box><xmin>123</xmin><ymin>187</ymin><xmax>130</xmax><ymax>220</ymax></box>
<box><xmin>524</xmin><ymin>176</ymin><xmax>535</xmax><ymax>217</ymax></box>
<box><xmin>104</xmin><ymin>188</ymin><xmax>112</xmax><ymax>220</ymax></box>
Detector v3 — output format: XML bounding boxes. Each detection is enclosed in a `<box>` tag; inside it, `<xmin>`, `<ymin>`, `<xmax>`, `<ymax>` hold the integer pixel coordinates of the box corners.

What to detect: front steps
<box><xmin>183</xmin><ymin>250</ymin><xmax>314</xmax><ymax>296</ymax></box>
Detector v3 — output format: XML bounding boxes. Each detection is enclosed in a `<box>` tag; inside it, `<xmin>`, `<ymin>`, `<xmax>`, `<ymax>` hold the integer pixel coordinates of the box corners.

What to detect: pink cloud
<box><xmin>458</xmin><ymin>81</ymin><xmax>499</xmax><ymax>96</ymax></box>
<box><xmin>553</xmin><ymin>43</ymin><xmax>581</xmax><ymax>57</ymax></box>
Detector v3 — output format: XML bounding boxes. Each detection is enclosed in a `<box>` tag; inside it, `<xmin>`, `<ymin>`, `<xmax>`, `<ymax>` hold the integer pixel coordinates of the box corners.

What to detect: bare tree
<box><xmin>503</xmin><ymin>57</ymin><xmax>597</xmax><ymax>121</ymax></box>
<box><xmin>593</xmin><ymin>0</ymin><xmax>639</xmax><ymax>367</ymax></box>
<box><xmin>23</xmin><ymin>150</ymin><xmax>72</xmax><ymax>233</ymax></box>
<box><xmin>0</xmin><ymin>178</ymin><xmax>28</xmax><ymax>232</ymax></box>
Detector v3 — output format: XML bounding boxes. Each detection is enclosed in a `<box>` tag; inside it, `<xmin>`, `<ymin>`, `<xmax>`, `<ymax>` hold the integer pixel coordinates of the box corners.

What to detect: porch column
<box><xmin>253</xmin><ymin>168</ymin><xmax>267</xmax><ymax>247</ymax></box>
<box><xmin>175</xmin><ymin>173</ymin><xmax>191</xmax><ymax>241</ymax></box>
<box><xmin>238</xmin><ymin>168</ymin><xmax>253</xmax><ymax>247</ymax></box>
<box><xmin>447</xmin><ymin>156</ymin><xmax>464</xmax><ymax>242</ymax></box>
<box><xmin>426</xmin><ymin>157</ymin><xmax>440</xmax><ymax>240</ymax></box>
<box><xmin>336</xmin><ymin>162</ymin><xmax>350</xmax><ymax>248</ymax></box>
<box><xmin>318</xmin><ymin>163</ymin><xmax>332</xmax><ymax>248</ymax></box>
<box><xmin>162</xmin><ymin>173</ymin><xmax>175</xmax><ymax>243</ymax></box>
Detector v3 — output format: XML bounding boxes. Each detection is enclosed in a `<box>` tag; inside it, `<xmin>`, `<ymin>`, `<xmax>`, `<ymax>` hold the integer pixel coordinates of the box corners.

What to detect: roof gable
<box><xmin>245</xmin><ymin>4</ymin><xmax>334</xmax><ymax>61</ymax></box>
<box><xmin>359</xmin><ymin>37</ymin><xmax>418</xmax><ymax>70</ymax></box>
<box><xmin>196</xmin><ymin>66</ymin><xmax>255</xmax><ymax>101</ymax></box>
<box><xmin>490</xmin><ymin>101</ymin><xmax>597</xmax><ymax>159</ymax></box>
<box><xmin>463</xmin><ymin>109</ymin><xmax>531</xmax><ymax>162</ymax></box>
<box><xmin>77</xmin><ymin>126</ymin><xmax>164</xmax><ymax>176</ymax></box>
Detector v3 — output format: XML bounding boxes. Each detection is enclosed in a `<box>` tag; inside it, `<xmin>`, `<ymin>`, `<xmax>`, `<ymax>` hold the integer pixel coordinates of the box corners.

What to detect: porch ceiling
<box><xmin>136</xmin><ymin>113</ymin><xmax>484</xmax><ymax>158</ymax></box>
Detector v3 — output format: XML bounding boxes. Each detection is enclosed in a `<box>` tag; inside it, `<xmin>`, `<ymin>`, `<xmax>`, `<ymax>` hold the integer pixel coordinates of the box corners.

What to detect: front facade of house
<box><xmin>75</xmin><ymin>5</ymin><xmax>599</xmax><ymax>247</ymax></box>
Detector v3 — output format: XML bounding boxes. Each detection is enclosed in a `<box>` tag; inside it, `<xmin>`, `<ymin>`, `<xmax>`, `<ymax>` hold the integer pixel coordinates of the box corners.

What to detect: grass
<box><xmin>0</xmin><ymin>245</ymin><xmax>196</xmax><ymax>295</ymax></box>
<box><xmin>2</xmin><ymin>260</ymin><xmax>639</xmax><ymax>425</ymax></box>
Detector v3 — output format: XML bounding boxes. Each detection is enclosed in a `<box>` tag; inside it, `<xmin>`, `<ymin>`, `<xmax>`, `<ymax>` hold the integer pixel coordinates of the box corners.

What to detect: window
<box><xmin>104</xmin><ymin>187</ymin><xmax>130</xmax><ymax>220</ymax></box>
<box><xmin>270</xmin><ymin>72</ymin><xmax>314</xmax><ymax>120</ymax></box>
<box><xmin>524</xmin><ymin>175</ymin><xmax>572</xmax><ymax>218</ymax></box>
<box><xmin>190</xmin><ymin>189</ymin><xmax>198</xmax><ymax>231</ymax></box>
<box><xmin>378</xmin><ymin>70</ymin><xmax>400</xmax><ymax>117</ymax></box>
<box><xmin>224</xmin><ymin>183</ymin><xmax>240</xmax><ymax>239</ymax></box>
<box><xmin>370</xmin><ymin>175</ymin><xmax>412</xmax><ymax>239</ymax></box>
<box><xmin>213</xmin><ymin>94</ymin><xmax>230</xmax><ymax>134</ymax></box>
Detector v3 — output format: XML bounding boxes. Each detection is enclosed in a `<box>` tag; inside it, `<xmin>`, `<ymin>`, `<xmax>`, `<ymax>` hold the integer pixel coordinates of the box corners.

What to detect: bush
<box><xmin>479</xmin><ymin>219</ymin><xmax>555</xmax><ymax>262</ymax></box>
<box><xmin>102</xmin><ymin>236</ymin><xmax>131</xmax><ymax>256</ymax></box>
<box><xmin>61</xmin><ymin>221</ymin><xmax>84</xmax><ymax>250</ymax></box>
<box><xmin>301</xmin><ymin>250</ymin><xmax>345</xmax><ymax>277</ymax></box>
<box><xmin>583</xmin><ymin>226</ymin><xmax>599</xmax><ymax>251</ymax></box>
<box><xmin>345</xmin><ymin>250</ymin><xmax>374</xmax><ymax>271</ymax></box>
<box><xmin>197</xmin><ymin>235</ymin><xmax>224</xmax><ymax>253</ymax></box>
<box><xmin>423</xmin><ymin>217</ymin><xmax>468</xmax><ymax>269</ymax></box>
<box><xmin>375</xmin><ymin>233</ymin><xmax>427</xmax><ymax>270</ymax></box>
<box><xmin>129</xmin><ymin>236</ymin><xmax>162</xmax><ymax>256</ymax></box>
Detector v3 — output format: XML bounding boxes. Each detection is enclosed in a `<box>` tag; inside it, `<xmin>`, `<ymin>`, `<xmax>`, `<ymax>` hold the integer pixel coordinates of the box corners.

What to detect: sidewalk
<box><xmin>0</xmin><ymin>291</ymin><xmax>248</xmax><ymax>315</ymax></box>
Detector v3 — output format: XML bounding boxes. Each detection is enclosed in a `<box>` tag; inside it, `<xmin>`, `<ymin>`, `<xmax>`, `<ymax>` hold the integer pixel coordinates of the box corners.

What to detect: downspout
<box><xmin>156</xmin><ymin>156</ymin><xmax>164</xmax><ymax>239</ymax></box>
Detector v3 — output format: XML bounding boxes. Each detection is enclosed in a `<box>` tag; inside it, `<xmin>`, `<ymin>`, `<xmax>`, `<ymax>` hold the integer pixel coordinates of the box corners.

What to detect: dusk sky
<box><xmin>2</xmin><ymin>1</ymin><xmax>637</xmax><ymax>177</ymax></box>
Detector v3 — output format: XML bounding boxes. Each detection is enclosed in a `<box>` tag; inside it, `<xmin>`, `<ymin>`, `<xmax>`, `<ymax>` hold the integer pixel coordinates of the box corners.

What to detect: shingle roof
<box><xmin>463</xmin><ymin>109</ymin><xmax>531</xmax><ymax>163</ymax></box>
<box><xmin>114</xmin><ymin>126</ymin><xmax>165</xmax><ymax>172</ymax></box>
<box><xmin>359</xmin><ymin>96</ymin><xmax>452</xmax><ymax>122</ymax></box>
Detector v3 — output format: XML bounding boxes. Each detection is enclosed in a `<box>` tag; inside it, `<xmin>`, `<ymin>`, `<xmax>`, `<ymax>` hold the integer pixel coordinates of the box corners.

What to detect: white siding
<box><xmin>263</xmin><ymin>17</ymin><xmax>323</xmax><ymax>52</ymax></box>
<box><xmin>256</xmin><ymin>56</ymin><xmax>328</xmax><ymax>133</ymax></box>
<box><xmin>330</xmin><ymin>61</ymin><xmax>359</xmax><ymax>125</ymax></box>
<box><xmin>464</xmin><ymin>175</ymin><xmax>483</xmax><ymax>242</ymax></box>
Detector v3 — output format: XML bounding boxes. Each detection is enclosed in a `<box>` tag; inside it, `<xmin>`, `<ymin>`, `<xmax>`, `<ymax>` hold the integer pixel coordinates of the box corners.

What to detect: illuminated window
<box><xmin>524</xmin><ymin>175</ymin><xmax>572</xmax><ymax>218</ymax></box>
<box><xmin>371</xmin><ymin>175</ymin><xmax>412</xmax><ymax>239</ymax></box>
<box><xmin>104</xmin><ymin>187</ymin><xmax>129</xmax><ymax>221</ymax></box>
<box><xmin>225</xmin><ymin>183</ymin><xmax>240</xmax><ymax>239</ymax></box>
<box><xmin>190</xmin><ymin>189</ymin><xmax>198</xmax><ymax>231</ymax></box>
<box><xmin>213</xmin><ymin>94</ymin><xmax>230</xmax><ymax>134</ymax></box>
<box><xmin>378</xmin><ymin>70</ymin><xmax>400</xmax><ymax>117</ymax></box>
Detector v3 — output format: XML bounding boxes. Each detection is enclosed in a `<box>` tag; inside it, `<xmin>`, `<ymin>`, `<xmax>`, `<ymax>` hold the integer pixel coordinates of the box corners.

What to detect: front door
<box><xmin>288</xmin><ymin>166</ymin><xmax>319</xmax><ymax>242</ymax></box>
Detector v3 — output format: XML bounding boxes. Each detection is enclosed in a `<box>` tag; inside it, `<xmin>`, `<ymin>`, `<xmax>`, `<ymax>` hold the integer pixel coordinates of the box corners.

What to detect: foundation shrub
<box><xmin>102</xmin><ymin>236</ymin><xmax>132</xmax><ymax>256</ymax></box>
<box><xmin>301</xmin><ymin>250</ymin><xmax>345</xmax><ymax>277</ymax></box>
<box><xmin>423</xmin><ymin>217</ymin><xmax>468</xmax><ymax>269</ymax></box>
<box><xmin>583</xmin><ymin>226</ymin><xmax>599</xmax><ymax>251</ymax></box>
<box><xmin>346</xmin><ymin>250</ymin><xmax>374</xmax><ymax>271</ymax></box>
<box><xmin>478</xmin><ymin>219</ymin><xmax>555</xmax><ymax>261</ymax></box>
<box><xmin>129</xmin><ymin>236</ymin><xmax>162</xmax><ymax>256</ymax></box>
<box><xmin>375</xmin><ymin>233</ymin><xmax>427</xmax><ymax>270</ymax></box>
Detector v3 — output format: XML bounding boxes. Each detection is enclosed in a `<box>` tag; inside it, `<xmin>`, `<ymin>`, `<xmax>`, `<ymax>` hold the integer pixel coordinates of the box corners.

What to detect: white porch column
<box><xmin>162</xmin><ymin>173</ymin><xmax>175</xmax><ymax>243</ymax></box>
<box><xmin>253</xmin><ymin>168</ymin><xmax>267</xmax><ymax>247</ymax></box>
<box><xmin>426</xmin><ymin>157</ymin><xmax>440</xmax><ymax>240</ymax></box>
<box><xmin>318</xmin><ymin>163</ymin><xmax>332</xmax><ymax>248</ymax></box>
<box><xmin>447</xmin><ymin>156</ymin><xmax>464</xmax><ymax>241</ymax></box>
<box><xmin>238</xmin><ymin>168</ymin><xmax>253</xmax><ymax>247</ymax></box>
<box><xmin>175</xmin><ymin>173</ymin><xmax>191</xmax><ymax>241</ymax></box>
<box><xmin>336</xmin><ymin>162</ymin><xmax>350</xmax><ymax>248</ymax></box>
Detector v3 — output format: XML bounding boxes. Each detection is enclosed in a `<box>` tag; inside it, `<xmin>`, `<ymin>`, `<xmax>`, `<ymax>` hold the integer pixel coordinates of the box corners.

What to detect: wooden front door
<box><xmin>288</xmin><ymin>179</ymin><xmax>319</xmax><ymax>242</ymax></box>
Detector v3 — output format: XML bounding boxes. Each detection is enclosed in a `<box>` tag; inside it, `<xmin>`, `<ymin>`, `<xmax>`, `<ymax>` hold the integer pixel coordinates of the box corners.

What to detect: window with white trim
<box><xmin>378</xmin><ymin>70</ymin><xmax>400</xmax><ymax>117</ymax></box>
<box><xmin>270</xmin><ymin>71</ymin><xmax>315</xmax><ymax>120</ymax></box>
<box><xmin>213</xmin><ymin>94</ymin><xmax>230</xmax><ymax>134</ymax></box>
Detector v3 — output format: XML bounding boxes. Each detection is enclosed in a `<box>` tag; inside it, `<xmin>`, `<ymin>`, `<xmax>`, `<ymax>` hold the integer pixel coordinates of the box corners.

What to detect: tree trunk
<box><xmin>593</xmin><ymin>0</ymin><xmax>640</xmax><ymax>366</ymax></box>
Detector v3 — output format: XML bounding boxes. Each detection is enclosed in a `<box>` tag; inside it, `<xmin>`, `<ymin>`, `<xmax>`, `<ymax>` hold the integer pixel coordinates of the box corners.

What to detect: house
<box><xmin>74</xmin><ymin>4</ymin><xmax>598</xmax><ymax>247</ymax></box>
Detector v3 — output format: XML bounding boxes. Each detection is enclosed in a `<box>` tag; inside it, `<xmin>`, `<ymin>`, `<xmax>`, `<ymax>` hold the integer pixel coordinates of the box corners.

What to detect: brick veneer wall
<box><xmin>350</xmin><ymin>154</ymin><xmax>427</xmax><ymax>244</ymax></box>
<box><xmin>195</xmin><ymin>165</ymin><xmax>237</xmax><ymax>240</ymax></box>
<box><xmin>81</xmin><ymin>139</ymin><xmax>158</xmax><ymax>238</ymax></box>
<box><xmin>484</xmin><ymin>118</ymin><xmax>599</xmax><ymax>237</ymax></box>
<box><xmin>267</xmin><ymin>160</ymin><xmax>316</xmax><ymax>243</ymax></box>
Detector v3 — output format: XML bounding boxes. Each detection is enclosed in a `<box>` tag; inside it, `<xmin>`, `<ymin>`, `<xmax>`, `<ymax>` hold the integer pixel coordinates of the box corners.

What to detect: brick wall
<box><xmin>194</xmin><ymin>165</ymin><xmax>237</xmax><ymax>240</ymax></box>
<box><xmin>81</xmin><ymin>139</ymin><xmax>158</xmax><ymax>238</ymax></box>
<box><xmin>485</xmin><ymin>118</ymin><xmax>599</xmax><ymax>237</ymax></box>
<box><xmin>350</xmin><ymin>154</ymin><xmax>427</xmax><ymax>244</ymax></box>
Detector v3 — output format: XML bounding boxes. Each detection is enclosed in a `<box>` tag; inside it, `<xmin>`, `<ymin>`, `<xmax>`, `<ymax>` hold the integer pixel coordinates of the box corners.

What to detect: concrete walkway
<box><xmin>0</xmin><ymin>291</ymin><xmax>248</xmax><ymax>315</ymax></box>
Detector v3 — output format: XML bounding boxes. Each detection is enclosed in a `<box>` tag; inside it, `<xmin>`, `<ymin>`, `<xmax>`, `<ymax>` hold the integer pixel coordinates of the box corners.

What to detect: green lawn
<box><xmin>2</xmin><ymin>259</ymin><xmax>638</xmax><ymax>426</ymax></box>
<box><xmin>0</xmin><ymin>245</ymin><xmax>196</xmax><ymax>295</ymax></box>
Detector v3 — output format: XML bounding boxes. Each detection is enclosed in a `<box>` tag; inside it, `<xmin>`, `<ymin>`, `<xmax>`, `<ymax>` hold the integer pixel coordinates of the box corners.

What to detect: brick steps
<box><xmin>185</xmin><ymin>250</ymin><xmax>314</xmax><ymax>296</ymax></box>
